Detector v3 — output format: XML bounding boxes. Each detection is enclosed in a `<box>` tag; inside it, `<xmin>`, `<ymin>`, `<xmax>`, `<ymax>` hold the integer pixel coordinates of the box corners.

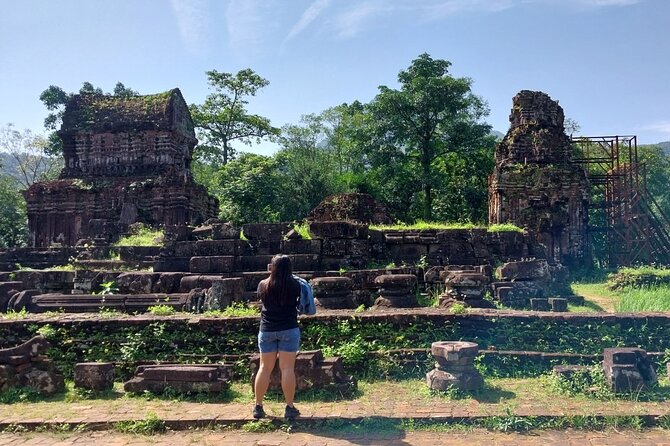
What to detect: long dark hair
<box><xmin>259</xmin><ymin>255</ymin><xmax>300</xmax><ymax>306</ymax></box>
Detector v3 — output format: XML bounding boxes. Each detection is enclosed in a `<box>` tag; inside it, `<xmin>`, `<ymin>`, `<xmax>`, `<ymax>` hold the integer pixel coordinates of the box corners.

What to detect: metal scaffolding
<box><xmin>571</xmin><ymin>135</ymin><xmax>670</xmax><ymax>266</ymax></box>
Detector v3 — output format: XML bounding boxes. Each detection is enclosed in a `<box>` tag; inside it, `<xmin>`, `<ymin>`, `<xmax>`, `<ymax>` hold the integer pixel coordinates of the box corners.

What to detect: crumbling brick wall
<box><xmin>489</xmin><ymin>90</ymin><xmax>590</xmax><ymax>267</ymax></box>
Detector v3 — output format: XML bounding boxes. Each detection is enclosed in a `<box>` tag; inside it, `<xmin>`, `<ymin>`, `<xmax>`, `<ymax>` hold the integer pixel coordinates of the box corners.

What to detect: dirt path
<box><xmin>571</xmin><ymin>284</ymin><xmax>619</xmax><ymax>312</ymax></box>
<box><xmin>2</xmin><ymin>428</ymin><xmax>670</xmax><ymax>446</ymax></box>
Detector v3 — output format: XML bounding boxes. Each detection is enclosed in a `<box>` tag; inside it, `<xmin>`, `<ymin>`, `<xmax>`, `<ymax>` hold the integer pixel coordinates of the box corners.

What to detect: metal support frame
<box><xmin>571</xmin><ymin>135</ymin><xmax>670</xmax><ymax>266</ymax></box>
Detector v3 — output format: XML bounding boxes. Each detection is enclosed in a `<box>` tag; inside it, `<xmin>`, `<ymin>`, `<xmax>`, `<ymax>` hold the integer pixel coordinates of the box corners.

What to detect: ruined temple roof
<box><xmin>59</xmin><ymin>88</ymin><xmax>194</xmax><ymax>136</ymax></box>
<box><xmin>307</xmin><ymin>193</ymin><xmax>393</xmax><ymax>224</ymax></box>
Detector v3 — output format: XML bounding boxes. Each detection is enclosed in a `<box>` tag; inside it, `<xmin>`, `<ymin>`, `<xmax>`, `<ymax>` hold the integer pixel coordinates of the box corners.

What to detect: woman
<box><xmin>253</xmin><ymin>255</ymin><xmax>302</xmax><ymax>420</ymax></box>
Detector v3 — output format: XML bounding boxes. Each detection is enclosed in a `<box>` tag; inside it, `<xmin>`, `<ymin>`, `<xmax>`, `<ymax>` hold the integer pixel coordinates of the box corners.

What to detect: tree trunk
<box><xmin>421</xmin><ymin>144</ymin><xmax>432</xmax><ymax>221</ymax></box>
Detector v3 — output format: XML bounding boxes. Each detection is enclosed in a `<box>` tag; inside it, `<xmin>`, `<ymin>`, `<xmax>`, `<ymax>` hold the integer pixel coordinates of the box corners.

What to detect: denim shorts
<box><xmin>258</xmin><ymin>327</ymin><xmax>300</xmax><ymax>353</ymax></box>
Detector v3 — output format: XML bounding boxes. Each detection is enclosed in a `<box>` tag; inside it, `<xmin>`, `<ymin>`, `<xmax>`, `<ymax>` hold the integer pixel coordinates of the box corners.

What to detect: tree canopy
<box><xmin>189</xmin><ymin>69</ymin><xmax>280</xmax><ymax>167</ymax></box>
<box><xmin>364</xmin><ymin>53</ymin><xmax>493</xmax><ymax>221</ymax></box>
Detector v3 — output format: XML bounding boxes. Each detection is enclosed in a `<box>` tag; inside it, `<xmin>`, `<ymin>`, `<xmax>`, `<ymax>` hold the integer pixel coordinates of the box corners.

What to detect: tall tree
<box><xmin>366</xmin><ymin>53</ymin><xmax>492</xmax><ymax>221</ymax></box>
<box><xmin>215</xmin><ymin>153</ymin><xmax>284</xmax><ymax>225</ymax></box>
<box><xmin>0</xmin><ymin>175</ymin><xmax>27</xmax><ymax>248</ymax></box>
<box><xmin>189</xmin><ymin>69</ymin><xmax>280</xmax><ymax>167</ymax></box>
<box><xmin>275</xmin><ymin>115</ymin><xmax>345</xmax><ymax>218</ymax></box>
<box><xmin>0</xmin><ymin>124</ymin><xmax>61</xmax><ymax>188</ymax></box>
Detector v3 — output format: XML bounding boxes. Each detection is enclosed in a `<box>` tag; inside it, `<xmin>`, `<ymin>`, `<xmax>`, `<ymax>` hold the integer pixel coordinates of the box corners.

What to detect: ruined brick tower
<box><xmin>488</xmin><ymin>90</ymin><xmax>590</xmax><ymax>267</ymax></box>
<box><xmin>24</xmin><ymin>89</ymin><xmax>218</xmax><ymax>247</ymax></box>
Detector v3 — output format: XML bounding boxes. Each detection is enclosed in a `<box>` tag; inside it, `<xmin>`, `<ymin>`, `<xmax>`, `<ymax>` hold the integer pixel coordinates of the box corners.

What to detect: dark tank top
<box><xmin>257</xmin><ymin>280</ymin><xmax>300</xmax><ymax>332</ymax></box>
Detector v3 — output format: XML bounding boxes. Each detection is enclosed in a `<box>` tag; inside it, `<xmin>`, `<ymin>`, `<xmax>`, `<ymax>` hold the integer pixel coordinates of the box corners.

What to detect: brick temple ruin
<box><xmin>0</xmin><ymin>88</ymin><xmax>596</xmax><ymax>313</ymax></box>
<box><xmin>489</xmin><ymin>90</ymin><xmax>590</xmax><ymax>267</ymax></box>
<box><xmin>24</xmin><ymin>89</ymin><xmax>218</xmax><ymax>247</ymax></box>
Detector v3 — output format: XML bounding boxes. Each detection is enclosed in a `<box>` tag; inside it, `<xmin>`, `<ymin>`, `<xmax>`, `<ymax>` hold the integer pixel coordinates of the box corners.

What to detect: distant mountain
<box><xmin>657</xmin><ymin>141</ymin><xmax>670</xmax><ymax>155</ymax></box>
<box><xmin>0</xmin><ymin>152</ymin><xmax>61</xmax><ymax>187</ymax></box>
<box><xmin>490</xmin><ymin>130</ymin><xmax>504</xmax><ymax>140</ymax></box>
<box><xmin>0</xmin><ymin>152</ymin><xmax>22</xmax><ymax>183</ymax></box>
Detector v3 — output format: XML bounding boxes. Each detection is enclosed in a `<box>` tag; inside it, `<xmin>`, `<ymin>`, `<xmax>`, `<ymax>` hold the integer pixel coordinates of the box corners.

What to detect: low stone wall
<box><xmin>0</xmin><ymin>248</ymin><xmax>79</xmax><ymax>271</ymax></box>
<box><xmin>154</xmin><ymin>221</ymin><xmax>541</xmax><ymax>274</ymax></box>
<box><xmin>3</xmin><ymin>310</ymin><xmax>670</xmax><ymax>378</ymax></box>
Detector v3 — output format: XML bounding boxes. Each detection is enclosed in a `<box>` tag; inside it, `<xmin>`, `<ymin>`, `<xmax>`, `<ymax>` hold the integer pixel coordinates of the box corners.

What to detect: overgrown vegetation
<box><xmin>113</xmin><ymin>226</ymin><xmax>163</xmax><ymax>247</ymax></box>
<box><xmin>203</xmin><ymin>302</ymin><xmax>259</xmax><ymax>317</ymax></box>
<box><xmin>571</xmin><ymin>265</ymin><xmax>670</xmax><ymax>312</ymax></box>
<box><xmin>369</xmin><ymin>221</ymin><xmax>523</xmax><ymax>232</ymax></box>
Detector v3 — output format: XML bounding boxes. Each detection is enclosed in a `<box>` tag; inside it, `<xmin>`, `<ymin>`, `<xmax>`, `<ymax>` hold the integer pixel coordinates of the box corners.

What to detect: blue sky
<box><xmin>1</xmin><ymin>0</ymin><xmax>669</xmax><ymax>155</ymax></box>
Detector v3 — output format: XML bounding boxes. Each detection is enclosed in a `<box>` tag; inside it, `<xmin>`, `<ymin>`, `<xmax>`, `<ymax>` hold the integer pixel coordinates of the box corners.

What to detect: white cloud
<box><xmin>225</xmin><ymin>0</ymin><xmax>283</xmax><ymax>56</ymax></box>
<box><xmin>575</xmin><ymin>0</ymin><xmax>643</xmax><ymax>6</ymax></box>
<box><xmin>170</xmin><ymin>0</ymin><xmax>209</xmax><ymax>55</ymax></box>
<box><xmin>226</xmin><ymin>0</ymin><xmax>263</xmax><ymax>53</ymax></box>
<box><xmin>643</xmin><ymin>121</ymin><xmax>670</xmax><ymax>137</ymax></box>
<box><xmin>284</xmin><ymin>0</ymin><xmax>332</xmax><ymax>45</ymax></box>
<box><xmin>330</xmin><ymin>1</ymin><xmax>391</xmax><ymax>39</ymax></box>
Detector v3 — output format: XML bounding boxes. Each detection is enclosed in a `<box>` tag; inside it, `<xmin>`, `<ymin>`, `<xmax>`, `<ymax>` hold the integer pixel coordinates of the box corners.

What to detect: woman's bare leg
<box><xmin>254</xmin><ymin>352</ymin><xmax>278</xmax><ymax>406</ymax></box>
<box><xmin>278</xmin><ymin>351</ymin><xmax>298</xmax><ymax>406</ymax></box>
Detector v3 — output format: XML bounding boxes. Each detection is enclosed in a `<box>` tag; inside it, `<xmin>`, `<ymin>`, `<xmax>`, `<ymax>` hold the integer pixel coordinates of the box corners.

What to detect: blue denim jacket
<box><xmin>293</xmin><ymin>275</ymin><xmax>316</xmax><ymax>315</ymax></box>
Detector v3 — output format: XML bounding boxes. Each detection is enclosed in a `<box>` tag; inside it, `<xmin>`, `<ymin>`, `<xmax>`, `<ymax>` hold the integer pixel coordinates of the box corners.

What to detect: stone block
<box><xmin>374</xmin><ymin>274</ymin><xmax>417</xmax><ymax>290</ymax></box>
<box><xmin>311</xmin><ymin>277</ymin><xmax>355</xmax><ymax>309</ymax></box>
<box><xmin>426</xmin><ymin>341</ymin><xmax>483</xmax><ymax>391</ymax></box>
<box><xmin>173</xmin><ymin>242</ymin><xmax>196</xmax><ymax>257</ymax></box>
<box><xmin>74</xmin><ymin>362</ymin><xmax>115</xmax><ymax>391</ymax></box>
<box><xmin>189</xmin><ymin>256</ymin><xmax>235</xmax><ymax>273</ymax></box>
<box><xmin>116</xmin><ymin>272</ymin><xmax>158</xmax><ymax>294</ymax></box>
<box><xmin>153</xmin><ymin>257</ymin><xmax>190</xmax><ymax>272</ymax></box>
<box><xmin>153</xmin><ymin>273</ymin><xmax>185</xmax><ymax>294</ymax></box>
<box><xmin>530</xmin><ymin>298</ymin><xmax>551</xmax><ymax>311</ymax></box>
<box><xmin>549</xmin><ymin>297</ymin><xmax>568</xmax><ymax>312</ymax></box>
<box><xmin>308</xmin><ymin>221</ymin><xmax>368</xmax><ymax>239</ymax></box>
<box><xmin>281</xmin><ymin>239</ymin><xmax>315</xmax><ymax>254</ymax></box>
<box><xmin>349</xmin><ymin>239</ymin><xmax>369</xmax><ymax>257</ymax></box>
<box><xmin>0</xmin><ymin>281</ymin><xmax>24</xmax><ymax>312</ymax></box>
<box><xmin>322</xmin><ymin>239</ymin><xmax>350</xmax><ymax>257</ymax></box>
<box><xmin>603</xmin><ymin>347</ymin><xmax>657</xmax><ymax>393</ymax></box>
<box><xmin>19</xmin><ymin>369</ymin><xmax>65</xmax><ymax>395</ymax></box>
<box><xmin>426</xmin><ymin>368</ymin><xmax>484</xmax><ymax>391</ymax></box>
<box><xmin>237</xmin><ymin>255</ymin><xmax>275</xmax><ymax>272</ymax></box>
<box><xmin>289</xmin><ymin>254</ymin><xmax>320</xmax><ymax>271</ymax></box>
<box><xmin>242</xmin><ymin>223</ymin><xmax>292</xmax><ymax>242</ymax></box>
<box><xmin>497</xmin><ymin>259</ymin><xmax>550</xmax><ymax>281</ymax></box>
<box><xmin>211</xmin><ymin>222</ymin><xmax>241</xmax><ymax>240</ymax></box>
<box><xmin>250</xmin><ymin>350</ymin><xmax>356</xmax><ymax>394</ymax></box>
<box><xmin>124</xmin><ymin>377</ymin><xmax>226</xmax><ymax>394</ymax></box>
<box><xmin>431</xmin><ymin>341</ymin><xmax>479</xmax><ymax>364</ymax></box>
<box><xmin>124</xmin><ymin>364</ymin><xmax>229</xmax><ymax>394</ymax></box>
<box><xmin>124</xmin><ymin>294</ymin><xmax>190</xmax><ymax>313</ymax></box>
<box><xmin>204</xmin><ymin>278</ymin><xmax>244</xmax><ymax>311</ymax></box>
<box><xmin>142</xmin><ymin>366</ymin><xmax>219</xmax><ymax>382</ymax></box>
<box><xmin>193</xmin><ymin>240</ymin><xmax>245</xmax><ymax>256</ymax></box>
<box><xmin>387</xmin><ymin>243</ymin><xmax>428</xmax><ymax>261</ymax></box>
<box><xmin>118</xmin><ymin>246</ymin><xmax>161</xmax><ymax>262</ymax></box>
<box><xmin>179</xmin><ymin>275</ymin><xmax>219</xmax><ymax>292</ymax></box>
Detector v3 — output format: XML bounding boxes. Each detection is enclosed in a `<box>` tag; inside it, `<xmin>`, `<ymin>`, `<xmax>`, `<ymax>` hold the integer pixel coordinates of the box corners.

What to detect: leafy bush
<box><xmin>147</xmin><ymin>305</ymin><xmax>176</xmax><ymax>316</ymax></box>
<box><xmin>114</xmin><ymin>226</ymin><xmax>164</xmax><ymax>247</ymax></box>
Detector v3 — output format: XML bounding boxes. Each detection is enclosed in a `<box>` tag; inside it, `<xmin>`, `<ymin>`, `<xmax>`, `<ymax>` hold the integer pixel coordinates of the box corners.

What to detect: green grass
<box><xmin>202</xmin><ymin>302</ymin><xmax>259</xmax><ymax>317</ymax></box>
<box><xmin>486</xmin><ymin>223</ymin><xmax>524</xmax><ymax>233</ymax></box>
<box><xmin>47</xmin><ymin>264</ymin><xmax>76</xmax><ymax>271</ymax></box>
<box><xmin>292</xmin><ymin>222</ymin><xmax>312</xmax><ymax>240</ymax></box>
<box><xmin>618</xmin><ymin>266</ymin><xmax>670</xmax><ymax>277</ymax></box>
<box><xmin>113</xmin><ymin>227</ymin><xmax>164</xmax><ymax>247</ymax></box>
<box><xmin>369</xmin><ymin>221</ymin><xmax>523</xmax><ymax>232</ymax></box>
<box><xmin>147</xmin><ymin>305</ymin><xmax>176</xmax><ymax>316</ymax></box>
<box><xmin>616</xmin><ymin>286</ymin><xmax>670</xmax><ymax>312</ymax></box>
<box><xmin>572</xmin><ymin>280</ymin><xmax>670</xmax><ymax>312</ymax></box>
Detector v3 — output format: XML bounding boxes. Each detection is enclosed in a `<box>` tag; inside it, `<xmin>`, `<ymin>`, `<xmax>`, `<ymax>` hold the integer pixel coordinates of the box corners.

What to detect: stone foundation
<box><xmin>426</xmin><ymin>341</ymin><xmax>483</xmax><ymax>391</ymax></box>
<box><xmin>250</xmin><ymin>350</ymin><xmax>357</xmax><ymax>396</ymax></box>
<box><xmin>0</xmin><ymin>336</ymin><xmax>64</xmax><ymax>395</ymax></box>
